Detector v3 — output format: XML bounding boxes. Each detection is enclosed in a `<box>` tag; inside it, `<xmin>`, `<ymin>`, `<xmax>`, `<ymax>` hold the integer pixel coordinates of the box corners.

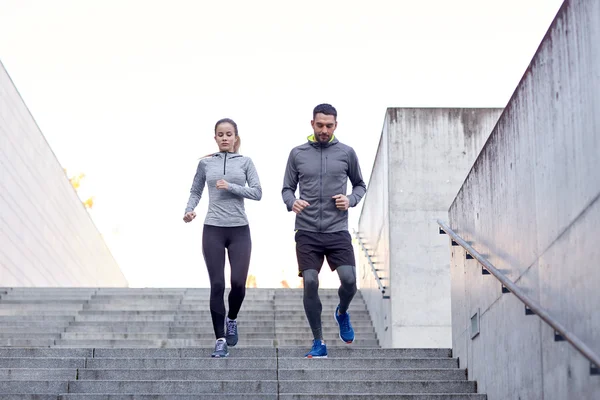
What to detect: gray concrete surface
<box><xmin>358</xmin><ymin>108</ymin><xmax>502</xmax><ymax>348</ymax></box>
<box><xmin>448</xmin><ymin>1</ymin><xmax>600</xmax><ymax>399</ymax></box>
<box><xmin>0</xmin><ymin>60</ymin><xmax>127</xmax><ymax>287</ymax></box>
<box><xmin>0</xmin><ymin>287</ymin><xmax>483</xmax><ymax>398</ymax></box>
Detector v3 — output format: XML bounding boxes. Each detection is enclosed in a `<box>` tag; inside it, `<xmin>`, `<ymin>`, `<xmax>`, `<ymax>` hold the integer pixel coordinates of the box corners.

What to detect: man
<box><xmin>282</xmin><ymin>103</ymin><xmax>367</xmax><ymax>358</ymax></box>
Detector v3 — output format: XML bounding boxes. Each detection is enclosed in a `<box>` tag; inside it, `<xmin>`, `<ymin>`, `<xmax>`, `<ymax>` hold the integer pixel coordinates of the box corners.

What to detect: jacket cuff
<box><xmin>348</xmin><ymin>195</ymin><xmax>357</xmax><ymax>207</ymax></box>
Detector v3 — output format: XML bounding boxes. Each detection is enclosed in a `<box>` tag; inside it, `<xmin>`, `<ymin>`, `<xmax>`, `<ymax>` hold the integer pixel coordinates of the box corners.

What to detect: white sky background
<box><xmin>0</xmin><ymin>0</ymin><xmax>563</xmax><ymax>288</ymax></box>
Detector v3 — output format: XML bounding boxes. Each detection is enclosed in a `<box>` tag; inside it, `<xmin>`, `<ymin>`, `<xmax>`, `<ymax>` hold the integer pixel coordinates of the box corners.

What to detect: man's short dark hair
<box><xmin>313</xmin><ymin>103</ymin><xmax>337</xmax><ymax>120</ymax></box>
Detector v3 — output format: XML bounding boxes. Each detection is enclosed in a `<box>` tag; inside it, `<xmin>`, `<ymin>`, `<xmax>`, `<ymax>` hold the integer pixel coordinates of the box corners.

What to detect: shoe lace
<box><xmin>226</xmin><ymin>319</ymin><xmax>237</xmax><ymax>336</ymax></box>
<box><xmin>339</xmin><ymin>313</ymin><xmax>351</xmax><ymax>331</ymax></box>
<box><xmin>215</xmin><ymin>340</ymin><xmax>226</xmax><ymax>352</ymax></box>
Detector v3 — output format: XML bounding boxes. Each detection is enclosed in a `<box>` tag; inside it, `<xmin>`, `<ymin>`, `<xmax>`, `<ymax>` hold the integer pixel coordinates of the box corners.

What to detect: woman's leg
<box><xmin>226</xmin><ymin>225</ymin><xmax>252</xmax><ymax>319</ymax></box>
<box><xmin>202</xmin><ymin>225</ymin><xmax>227</xmax><ymax>339</ymax></box>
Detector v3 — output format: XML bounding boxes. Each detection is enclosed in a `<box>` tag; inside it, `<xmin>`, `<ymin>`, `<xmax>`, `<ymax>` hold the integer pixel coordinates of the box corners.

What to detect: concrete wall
<box><xmin>358</xmin><ymin>107</ymin><xmax>502</xmax><ymax>348</ymax></box>
<box><xmin>448</xmin><ymin>0</ymin><xmax>600</xmax><ymax>398</ymax></box>
<box><xmin>356</xmin><ymin>119</ymin><xmax>392</xmax><ymax>347</ymax></box>
<box><xmin>0</xmin><ymin>60</ymin><xmax>128</xmax><ymax>287</ymax></box>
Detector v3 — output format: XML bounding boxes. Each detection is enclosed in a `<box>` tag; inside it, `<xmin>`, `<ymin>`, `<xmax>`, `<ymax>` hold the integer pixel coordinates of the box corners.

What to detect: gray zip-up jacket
<box><xmin>282</xmin><ymin>135</ymin><xmax>366</xmax><ymax>233</ymax></box>
<box><xmin>186</xmin><ymin>152</ymin><xmax>262</xmax><ymax>227</ymax></box>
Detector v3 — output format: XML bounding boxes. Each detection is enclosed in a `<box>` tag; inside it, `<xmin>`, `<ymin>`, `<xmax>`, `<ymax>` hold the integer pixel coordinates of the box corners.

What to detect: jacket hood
<box><xmin>307</xmin><ymin>134</ymin><xmax>338</xmax><ymax>148</ymax></box>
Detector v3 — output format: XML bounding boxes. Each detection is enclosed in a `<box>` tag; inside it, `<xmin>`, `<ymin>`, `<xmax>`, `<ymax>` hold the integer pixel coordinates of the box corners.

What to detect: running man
<box><xmin>282</xmin><ymin>103</ymin><xmax>366</xmax><ymax>358</ymax></box>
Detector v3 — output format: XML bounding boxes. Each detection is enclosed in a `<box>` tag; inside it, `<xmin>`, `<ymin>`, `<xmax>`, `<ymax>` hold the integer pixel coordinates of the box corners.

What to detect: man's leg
<box><xmin>302</xmin><ymin>269</ymin><xmax>323</xmax><ymax>341</ymax></box>
<box><xmin>296</xmin><ymin>230</ymin><xmax>327</xmax><ymax>358</ymax></box>
<box><xmin>336</xmin><ymin>265</ymin><xmax>357</xmax><ymax>314</ymax></box>
<box><xmin>326</xmin><ymin>231</ymin><xmax>358</xmax><ymax>344</ymax></box>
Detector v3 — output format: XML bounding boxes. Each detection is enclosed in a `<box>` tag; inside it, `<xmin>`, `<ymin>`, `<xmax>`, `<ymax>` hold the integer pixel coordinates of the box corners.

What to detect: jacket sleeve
<box><xmin>185</xmin><ymin>160</ymin><xmax>206</xmax><ymax>213</ymax></box>
<box><xmin>347</xmin><ymin>148</ymin><xmax>367</xmax><ymax>207</ymax></box>
<box><xmin>281</xmin><ymin>149</ymin><xmax>299</xmax><ymax>211</ymax></box>
<box><xmin>227</xmin><ymin>158</ymin><xmax>262</xmax><ymax>200</ymax></box>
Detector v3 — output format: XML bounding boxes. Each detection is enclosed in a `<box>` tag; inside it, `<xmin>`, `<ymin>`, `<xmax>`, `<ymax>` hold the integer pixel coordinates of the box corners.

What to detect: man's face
<box><xmin>311</xmin><ymin>113</ymin><xmax>337</xmax><ymax>143</ymax></box>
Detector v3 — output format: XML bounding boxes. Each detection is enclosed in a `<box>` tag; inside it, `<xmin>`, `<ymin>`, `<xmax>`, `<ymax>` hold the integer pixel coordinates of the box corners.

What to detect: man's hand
<box><xmin>332</xmin><ymin>194</ymin><xmax>350</xmax><ymax>211</ymax></box>
<box><xmin>292</xmin><ymin>199</ymin><xmax>310</xmax><ymax>214</ymax></box>
<box><xmin>183</xmin><ymin>211</ymin><xmax>196</xmax><ymax>223</ymax></box>
<box><xmin>216</xmin><ymin>179</ymin><xmax>229</xmax><ymax>190</ymax></box>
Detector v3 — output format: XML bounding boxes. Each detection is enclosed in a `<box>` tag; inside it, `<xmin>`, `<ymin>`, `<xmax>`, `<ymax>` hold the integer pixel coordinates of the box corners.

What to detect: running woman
<box><xmin>184</xmin><ymin>118</ymin><xmax>262</xmax><ymax>357</ymax></box>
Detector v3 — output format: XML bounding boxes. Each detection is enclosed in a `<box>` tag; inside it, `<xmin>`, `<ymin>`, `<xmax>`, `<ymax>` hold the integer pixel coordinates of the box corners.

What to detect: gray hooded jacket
<box><xmin>282</xmin><ymin>135</ymin><xmax>366</xmax><ymax>233</ymax></box>
<box><xmin>186</xmin><ymin>152</ymin><xmax>262</xmax><ymax>227</ymax></box>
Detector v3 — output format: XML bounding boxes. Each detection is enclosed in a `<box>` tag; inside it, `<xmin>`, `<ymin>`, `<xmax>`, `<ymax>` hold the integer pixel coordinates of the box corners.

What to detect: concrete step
<box><xmin>0</xmin><ymin>358</ymin><xmax>86</xmax><ymax>368</ymax></box>
<box><xmin>0</xmin><ymin>299</ymin><xmax>90</xmax><ymax>304</ymax></box>
<box><xmin>0</xmin><ymin>310</ymin><xmax>78</xmax><ymax>316</ymax></box>
<box><xmin>0</xmin><ymin>368</ymin><xmax>77</xmax><ymax>380</ymax></box>
<box><xmin>0</xmin><ymin>348</ymin><xmax>92</xmax><ymax>357</ymax></box>
<box><xmin>0</xmin><ymin>333</ymin><xmax>61</xmax><ymax>339</ymax></box>
<box><xmin>74</xmin><ymin>309</ymin><xmax>373</xmax><ymax>315</ymax></box>
<box><xmin>0</xmin><ymin>381</ymin><xmax>68</xmax><ymax>394</ymax></box>
<box><xmin>0</xmin><ymin>328</ymin><xmax>66</xmax><ymax>334</ymax></box>
<box><xmin>0</xmin><ymin>316</ymin><xmax>74</xmax><ymax>322</ymax></box>
<box><xmin>0</xmin><ymin>339</ymin><xmax>56</xmax><ymax>347</ymax></box>
<box><xmin>58</xmin><ymin>393</ymin><xmax>278</xmax><ymax>400</ymax></box>
<box><xmin>278</xmin><ymin>358</ymin><xmax>458</xmax><ymax>369</ymax></box>
<box><xmin>58</xmin><ymin>333</ymin><xmax>377</xmax><ymax>340</ymax></box>
<box><xmin>278</xmin><ymin>368</ymin><xmax>467</xmax><ymax>381</ymax></box>
<box><xmin>277</xmin><ymin>348</ymin><xmax>452</xmax><ymax>358</ymax></box>
<box><xmin>92</xmin><ymin>347</ymin><xmax>276</xmax><ymax>358</ymax></box>
<box><xmin>86</xmin><ymin>358</ymin><xmax>276</xmax><ymax>369</ymax></box>
<box><xmin>278</xmin><ymin>396</ymin><xmax>486</xmax><ymax>400</ymax></box>
<box><xmin>58</xmin><ymin>395</ymin><xmax>278</xmax><ymax>400</ymax></box>
<box><xmin>52</xmin><ymin>339</ymin><xmax>276</xmax><ymax>347</ymax></box>
<box><xmin>65</xmin><ymin>321</ymin><xmax>375</xmax><ymax>329</ymax></box>
<box><xmin>78</xmin><ymin>368</ymin><xmax>277</xmax><ymax>380</ymax></box>
<box><xmin>67</xmin><ymin>380</ymin><xmax>278</xmax><ymax>394</ymax></box>
<box><xmin>278</xmin><ymin>380</ymin><xmax>476</xmax><ymax>394</ymax></box>
<box><xmin>0</xmin><ymin>303</ymin><xmax>84</xmax><ymax>309</ymax></box>
<box><xmin>51</xmin><ymin>339</ymin><xmax>380</xmax><ymax>347</ymax></box>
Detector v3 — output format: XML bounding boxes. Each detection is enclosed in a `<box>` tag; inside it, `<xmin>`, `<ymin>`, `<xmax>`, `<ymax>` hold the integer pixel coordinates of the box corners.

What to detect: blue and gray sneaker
<box><xmin>305</xmin><ymin>339</ymin><xmax>328</xmax><ymax>358</ymax></box>
<box><xmin>211</xmin><ymin>338</ymin><xmax>229</xmax><ymax>358</ymax></box>
<box><xmin>225</xmin><ymin>317</ymin><xmax>238</xmax><ymax>347</ymax></box>
<box><xmin>335</xmin><ymin>305</ymin><xmax>355</xmax><ymax>343</ymax></box>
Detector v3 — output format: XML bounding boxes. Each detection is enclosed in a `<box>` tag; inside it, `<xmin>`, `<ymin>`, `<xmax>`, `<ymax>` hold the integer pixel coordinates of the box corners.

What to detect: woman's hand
<box><xmin>183</xmin><ymin>211</ymin><xmax>196</xmax><ymax>223</ymax></box>
<box><xmin>216</xmin><ymin>179</ymin><xmax>229</xmax><ymax>190</ymax></box>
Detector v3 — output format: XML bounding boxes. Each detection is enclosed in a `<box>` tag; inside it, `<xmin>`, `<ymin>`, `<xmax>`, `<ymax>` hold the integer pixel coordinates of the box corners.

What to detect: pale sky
<box><xmin>0</xmin><ymin>0</ymin><xmax>563</xmax><ymax>288</ymax></box>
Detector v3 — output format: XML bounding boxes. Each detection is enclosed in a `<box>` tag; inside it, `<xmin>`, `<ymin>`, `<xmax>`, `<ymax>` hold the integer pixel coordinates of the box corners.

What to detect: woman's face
<box><xmin>214</xmin><ymin>122</ymin><xmax>237</xmax><ymax>152</ymax></box>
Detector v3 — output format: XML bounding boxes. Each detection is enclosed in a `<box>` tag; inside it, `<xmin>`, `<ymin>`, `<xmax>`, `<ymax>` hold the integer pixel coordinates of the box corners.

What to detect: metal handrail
<box><xmin>438</xmin><ymin>219</ymin><xmax>600</xmax><ymax>372</ymax></box>
<box><xmin>352</xmin><ymin>229</ymin><xmax>389</xmax><ymax>299</ymax></box>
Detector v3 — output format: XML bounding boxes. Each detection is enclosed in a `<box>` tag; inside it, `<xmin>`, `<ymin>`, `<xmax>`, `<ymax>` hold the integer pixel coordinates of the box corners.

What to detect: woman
<box><xmin>183</xmin><ymin>118</ymin><xmax>262</xmax><ymax>358</ymax></box>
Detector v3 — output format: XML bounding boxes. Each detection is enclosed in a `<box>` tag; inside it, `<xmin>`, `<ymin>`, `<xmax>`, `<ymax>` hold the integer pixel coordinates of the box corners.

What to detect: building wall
<box><xmin>358</xmin><ymin>107</ymin><xmax>501</xmax><ymax>348</ymax></box>
<box><xmin>448</xmin><ymin>0</ymin><xmax>600</xmax><ymax>398</ymax></box>
<box><xmin>357</xmin><ymin>119</ymin><xmax>392</xmax><ymax>347</ymax></box>
<box><xmin>0</xmin><ymin>60</ymin><xmax>128</xmax><ymax>287</ymax></box>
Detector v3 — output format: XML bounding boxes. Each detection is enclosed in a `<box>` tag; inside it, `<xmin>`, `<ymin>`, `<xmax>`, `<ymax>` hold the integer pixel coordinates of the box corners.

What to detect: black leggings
<box><xmin>202</xmin><ymin>224</ymin><xmax>252</xmax><ymax>339</ymax></box>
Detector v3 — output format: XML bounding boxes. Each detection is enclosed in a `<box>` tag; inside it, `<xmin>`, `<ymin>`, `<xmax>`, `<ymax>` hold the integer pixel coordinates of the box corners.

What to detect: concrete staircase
<box><xmin>0</xmin><ymin>287</ymin><xmax>485</xmax><ymax>399</ymax></box>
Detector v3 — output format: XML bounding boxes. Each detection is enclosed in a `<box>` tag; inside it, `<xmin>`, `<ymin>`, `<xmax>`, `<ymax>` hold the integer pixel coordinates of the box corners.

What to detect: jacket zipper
<box><xmin>223</xmin><ymin>152</ymin><xmax>227</xmax><ymax>175</ymax></box>
<box><xmin>319</xmin><ymin>147</ymin><xmax>323</xmax><ymax>232</ymax></box>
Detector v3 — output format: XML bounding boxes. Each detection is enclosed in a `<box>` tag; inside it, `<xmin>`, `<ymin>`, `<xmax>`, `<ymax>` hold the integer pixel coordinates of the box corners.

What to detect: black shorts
<box><xmin>295</xmin><ymin>230</ymin><xmax>356</xmax><ymax>277</ymax></box>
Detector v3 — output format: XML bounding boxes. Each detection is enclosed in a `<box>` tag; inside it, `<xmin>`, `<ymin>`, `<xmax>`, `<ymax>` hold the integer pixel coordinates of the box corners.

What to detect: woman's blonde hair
<box><xmin>201</xmin><ymin>118</ymin><xmax>241</xmax><ymax>158</ymax></box>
